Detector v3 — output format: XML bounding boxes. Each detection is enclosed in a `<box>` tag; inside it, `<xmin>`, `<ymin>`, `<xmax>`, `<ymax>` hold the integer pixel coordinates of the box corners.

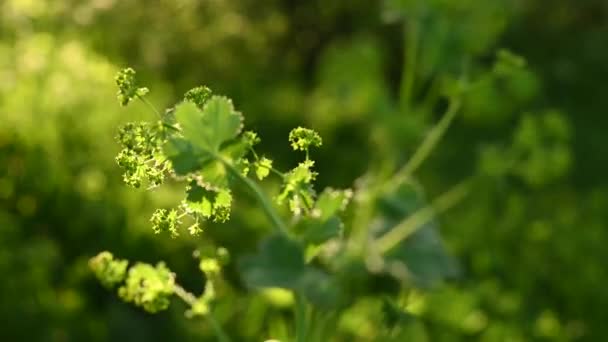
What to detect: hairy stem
<box><xmin>375</xmin><ymin>179</ymin><xmax>470</xmax><ymax>253</ymax></box>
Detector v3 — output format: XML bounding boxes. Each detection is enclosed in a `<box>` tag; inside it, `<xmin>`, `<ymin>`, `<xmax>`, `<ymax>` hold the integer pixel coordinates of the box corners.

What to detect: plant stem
<box><xmin>375</xmin><ymin>179</ymin><xmax>470</xmax><ymax>253</ymax></box>
<box><xmin>173</xmin><ymin>284</ymin><xmax>232</xmax><ymax>342</ymax></box>
<box><xmin>392</xmin><ymin>97</ymin><xmax>461</xmax><ymax>185</ymax></box>
<box><xmin>269</xmin><ymin>166</ymin><xmax>286</xmax><ymax>179</ymax></box>
<box><xmin>136</xmin><ymin>95</ymin><xmax>180</xmax><ymax>133</ymax></box>
<box><xmin>137</xmin><ymin>95</ymin><xmax>162</xmax><ymax>119</ymax></box>
<box><xmin>173</xmin><ymin>284</ymin><xmax>197</xmax><ymax>305</ymax></box>
<box><xmin>207</xmin><ymin>314</ymin><xmax>232</xmax><ymax>342</ymax></box>
<box><xmin>309</xmin><ymin>310</ymin><xmax>332</xmax><ymax>342</ymax></box>
<box><xmin>217</xmin><ymin>155</ymin><xmax>288</xmax><ymax>233</ymax></box>
<box><xmin>295</xmin><ymin>294</ymin><xmax>308</xmax><ymax>342</ymax></box>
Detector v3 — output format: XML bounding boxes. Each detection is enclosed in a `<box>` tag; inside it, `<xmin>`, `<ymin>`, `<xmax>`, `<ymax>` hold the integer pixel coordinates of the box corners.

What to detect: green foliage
<box><xmin>4</xmin><ymin>1</ymin><xmax>607</xmax><ymax>341</ymax></box>
<box><xmin>92</xmin><ymin>66</ymin><xmax>464</xmax><ymax>340</ymax></box>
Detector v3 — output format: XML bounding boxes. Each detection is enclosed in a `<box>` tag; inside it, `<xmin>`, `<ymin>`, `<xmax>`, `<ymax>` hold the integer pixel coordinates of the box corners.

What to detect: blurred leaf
<box><xmin>376</xmin><ymin>183</ymin><xmax>458</xmax><ymax>287</ymax></box>
<box><xmin>292</xmin><ymin>188</ymin><xmax>351</xmax><ymax>259</ymax></box>
<box><xmin>240</xmin><ymin>234</ymin><xmax>338</xmax><ymax>307</ymax></box>
<box><xmin>382</xmin><ymin>297</ymin><xmax>415</xmax><ymax>329</ymax></box>
<box><xmin>296</xmin><ymin>216</ymin><xmax>342</xmax><ymax>246</ymax></box>
<box><xmin>240</xmin><ymin>234</ymin><xmax>307</xmax><ymax>289</ymax></box>
<box><xmin>314</xmin><ymin>188</ymin><xmax>352</xmax><ymax>221</ymax></box>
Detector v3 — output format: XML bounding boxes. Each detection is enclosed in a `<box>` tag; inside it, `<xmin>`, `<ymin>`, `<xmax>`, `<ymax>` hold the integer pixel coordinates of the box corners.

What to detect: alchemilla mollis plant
<box><xmin>89</xmin><ymin>64</ymin><xmax>521</xmax><ymax>340</ymax></box>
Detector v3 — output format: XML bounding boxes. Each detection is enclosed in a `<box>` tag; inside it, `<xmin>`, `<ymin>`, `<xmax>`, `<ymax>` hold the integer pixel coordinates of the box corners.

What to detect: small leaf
<box><xmin>164</xmin><ymin>137</ymin><xmax>207</xmax><ymax>175</ymax></box>
<box><xmin>255</xmin><ymin>157</ymin><xmax>273</xmax><ymax>180</ymax></box>
<box><xmin>174</xmin><ymin>97</ymin><xmax>243</xmax><ymax>154</ymax></box>
<box><xmin>184</xmin><ymin>182</ymin><xmax>214</xmax><ymax>218</ymax></box>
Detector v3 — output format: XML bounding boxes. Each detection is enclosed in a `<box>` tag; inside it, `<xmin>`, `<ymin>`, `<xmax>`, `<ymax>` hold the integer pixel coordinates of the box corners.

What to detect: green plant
<box><xmin>91</xmin><ymin>67</ymin><xmax>475</xmax><ymax>341</ymax></box>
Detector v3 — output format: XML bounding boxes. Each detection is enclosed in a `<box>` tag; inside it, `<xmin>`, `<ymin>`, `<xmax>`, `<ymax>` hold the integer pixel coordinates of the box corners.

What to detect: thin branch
<box><xmin>269</xmin><ymin>166</ymin><xmax>286</xmax><ymax>179</ymax></box>
<box><xmin>173</xmin><ymin>283</ymin><xmax>197</xmax><ymax>306</ymax></box>
<box><xmin>136</xmin><ymin>95</ymin><xmax>180</xmax><ymax>133</ymax></box>
<box><xmin>375</xmin><ymin>179</ymin><xmax>470</xmax><ymax>253</ymax></box>
<box><xmin>392</xmin><ymin>98</ymin><xmax>461</xmax><ymax>185</ymax></box>
<box><xmin>216</xmin><ymin>154</ymin><xmax>288</xmax><ymax>233</ymax></box>
<box><xmin>137</xmin><ymin>95</ymin><xmax>162</xmax><ymax>119</ymax></box>
<box><xmin>173</xmin><ymin>284</ymin><xmax>232</xmax><ymax>342</ymax></box>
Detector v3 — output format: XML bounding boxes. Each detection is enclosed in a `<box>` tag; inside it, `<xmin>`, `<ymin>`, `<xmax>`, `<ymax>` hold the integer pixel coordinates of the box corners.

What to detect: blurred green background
<box><xmin>1</xmin><ymin>0</ymin><xmax>607</xmax><ymax>341</ymax></box>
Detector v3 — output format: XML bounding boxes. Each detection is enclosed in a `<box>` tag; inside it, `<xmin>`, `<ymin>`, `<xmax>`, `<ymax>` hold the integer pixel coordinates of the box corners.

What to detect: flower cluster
<box><xmin>184</xmin><ymin>85</ymin><xmax>213</xmax><ymax>109</ymax></box>
<box><xmin>243</xmin><ymin>131</ymin><xmax>261</xmax><ymax>147</ymax></box>
<box><xmin>288</xmin><ymin>127</ymin><xmax>322</xmax><ymax>152</ymax></box>
<box><xmin>96</xmin><ymin>68</ymin><xmax>351</xmax><ymax>324</ymax></box>
<box><xmin>89</xmin><ymin>251</ymin><xmax>128</xmax><ymax>288</ymax></box>
<box><xmin>186</xmin><ymin>247</ymin><xmax>229</xmax><ymax>317</ymax></box>
<box><xmin>150</xmin><ymin>208</ymin><xmax>181</xmax><ymax>237</ymax></box>
<box><xmin>115</xmin><ymin>67</ymin><xmax>149</xmax><ymax>106</ymax></box>
<box><xmin>118</xmin><ymin>262</ymin><xmax>175</xmax><ymax>313</ymax></box>
<box><xmin>115</xmin><ymin>121</ymin><xmax>168</xmax><ymax>188</ymax></box>
<box><xmin>90</xmin><ymin>252</ymin><xmax>206</xmax><ymax>315</ymax></box>
<box><xmin>277</xmin><ymin>159</ymin><xmax>318</xmax><ymax>215</ymax></box>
